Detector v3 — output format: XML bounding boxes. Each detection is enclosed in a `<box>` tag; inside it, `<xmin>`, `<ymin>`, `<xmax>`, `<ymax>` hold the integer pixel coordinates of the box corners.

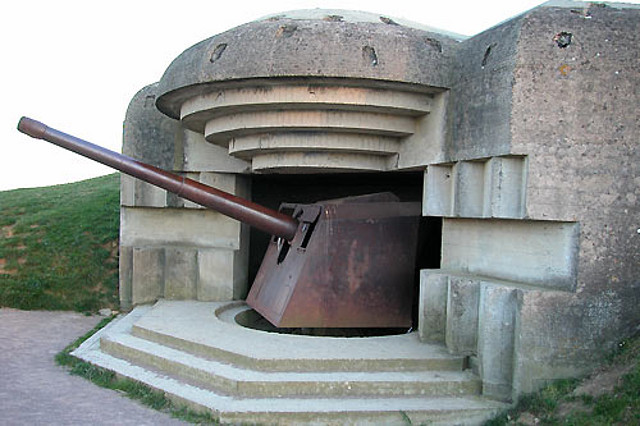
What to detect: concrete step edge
<box><xmin>74</xmin><ymin>333</ymin><xmax>507</xmax><ymax>425</ymax></box>
<box><xmin>100</xmin><ymin>332</ymin><xmax>482</xmax><ymax>398</ymax></box>
<box><xmin>131</xmin><ymin>322</ymin><xmax>466</xmax><ymax>373</ymax></box>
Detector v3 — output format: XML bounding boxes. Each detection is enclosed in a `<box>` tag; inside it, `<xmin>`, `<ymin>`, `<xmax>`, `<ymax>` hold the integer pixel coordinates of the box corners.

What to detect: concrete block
<box><xmin>171</xmin><ymin>172</ymin><xmax>250</xmax><ymax>210</ymax></box>
<box><xmin>423</xmin><ymin>164</ymin><xmax>454</xmax><ymax>216</ymax></box>
<box><xmin>180</xmin><ymin>173</ymin><xmax>204</xmax><ymax>209</ymax></box>
<box><xmin>419</xmin><ymin>270</ymin><xmax>449</xmax><ymax>343</ymax></box>
<box><xmin>118</xmin><ymin>245</ymin><xmax>133</xmax><ymax>311</ymax></box>
<box><xmin>453</xmin><ymin>161</ymin><xmax>485</xmax><ymax>217</ymax></box>
<box><xmin>197</xmin><ymin>227</ymin><xmax>250</xmax><ymax>301</ymax></box>
<box><xmin>134</xmin><ymin>180</ymin><xmax>167</xmax><ymax>208</ymax></box>
<box><xmin>181</xmin><ymin>129</ymin><xmax>250</xmax><ymax>173</ymax></box>
<box><xmin>478</xmin><ymin>284</ymin><xmax>517</xmax><ymax>401</ymax></box>
<box><xmin>120</xmin><ymin>174</ymin><xmax>135</xmax><ymax>207</ymax></box>
<box><xmin>446</xmin><ymin>276</ymin><xmax>480</xmax><ymax>355</ymax></box>
<box><xmin>132</xmin><ymin>247</ymin><xmax>165</xmax><ymax>305</ymax></box>
<box><xmin>397</xmin><ymin>90</ymin><xmax>448</xmax><ymax>170</ymax></box>
<box><xmin>121</xmin><ymin>207</ymin><xmax>241</xmax><ymax>249</ymax></box>
<box><xmin>483</xmin><ymin>156</ymin><xmax>526</xmax><ymax>218</ymax></box>
<box><xmin>164</xmin><ymin>248</ymin><xmax>198</xmax><ymax>300</ymax></box>
<box><xmin>441</xmin><ymin>218</ymin><xmax>580</xmax><ymax>290</ymax></box>
<box><xmin>233</xmin><ymin>223</ymin><xmax>251</xmax><ymax>300</ymax></box>
<box><xmin>197</xmin><ymin>249</ymin><xmax>235</xmax><ymax>301</ymax></box>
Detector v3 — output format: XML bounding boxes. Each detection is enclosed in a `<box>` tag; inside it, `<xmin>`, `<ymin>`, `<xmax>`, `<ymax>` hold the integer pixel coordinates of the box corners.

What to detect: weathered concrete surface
<box><xmin>445</xmin><ymin>9</ymin><xmax>522</xmax><ymax>161</ymax></box>
<box><xmin>119</xmin><ymin>171</ymin><xmax>251</xmax><ymax>307</ymax></box>
<box><xmin>423</xmin><ymin>155</ymin><xmax>527</xmax><ymax>218</ymax></box>
<box><xmin>71</xmin><ymin>301</ymin><xmax>507</xmax><ymax>425</ymax></box>
<box><xmin>419</xmin><ymin>270</ymin><xmax>448</xmax><ymax>344</ymax></box>
<box><xmin>121</xmin><ymin>84</ymin><xmax>252</xmax><ymax>309</ymax></box>
<box><xmin>441</xmin><ymin>218</ymin><xmax>580</xmax><ymax>290</ymax></box>
<box><xmin>0</xmin><ymin>308</ymin><xmax>183</xmax><ymax>425</ymax></box>
<box><xmin>156</xmin><ymin>10</ymin><xmax>461</xmax><ymax>119</ymax></box>
<box><xmin>478</xmin><ymin>285</ymin><xmax>517</xmax><ymax>401</ymax></box>
<box><xmin>506</xmin><ymin>3</ymin><xmax>640</xmax><ymax>393</ymax></box>
<box><xmin>445</xmin><ymin>276</ymin><xmax>479</xmax><ymax>355</ymax></box>
<box><xmin>419</xmin><ymin>1</ymin><xmax>640</xmax><ymax>397</ymax></box>
<box><xmin>122</xmin><ymin>83</ymin><xmax>177</xmax><ymax>171</ymax></box>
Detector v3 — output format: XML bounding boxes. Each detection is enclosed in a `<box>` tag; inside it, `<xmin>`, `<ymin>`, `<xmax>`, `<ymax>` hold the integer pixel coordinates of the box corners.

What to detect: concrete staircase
<box><xmin>74</xmin><ymin>300</ymin><xmax>507</xmax><ymax>425</ymax></box>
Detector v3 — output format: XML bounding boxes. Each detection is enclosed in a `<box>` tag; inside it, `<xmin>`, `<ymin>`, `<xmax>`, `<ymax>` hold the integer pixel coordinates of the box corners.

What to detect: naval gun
<box><xmin>17</xmin><ymin>117</ymin><xmax>420</xmax><ymax>328</ymax></box>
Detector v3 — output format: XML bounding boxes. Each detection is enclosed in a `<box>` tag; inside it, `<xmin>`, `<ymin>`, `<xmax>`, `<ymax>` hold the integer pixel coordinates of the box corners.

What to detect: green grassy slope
<box><xmin>486</xmin><ymin>335</ymin><xmax>640</xmax><ymax>425</ymax></box>
<box><xmin>0</xmin><ymin>174</ymin><xmax>120</xmax><ymax>312</ymax></box>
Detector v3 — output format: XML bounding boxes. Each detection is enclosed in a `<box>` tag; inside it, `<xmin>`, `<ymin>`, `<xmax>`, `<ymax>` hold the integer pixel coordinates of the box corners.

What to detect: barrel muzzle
<box><xmin>18</xmin><ymin>117</ymin><xmax>48</xmax><ymax>140</ymax></box>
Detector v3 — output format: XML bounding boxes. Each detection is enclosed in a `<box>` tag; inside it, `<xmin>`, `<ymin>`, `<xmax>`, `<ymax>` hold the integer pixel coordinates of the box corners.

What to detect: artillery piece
<box><xmin>18</xmin><ymin>117</ymin><xmax>420</xmax><ymax>328</ymax></box>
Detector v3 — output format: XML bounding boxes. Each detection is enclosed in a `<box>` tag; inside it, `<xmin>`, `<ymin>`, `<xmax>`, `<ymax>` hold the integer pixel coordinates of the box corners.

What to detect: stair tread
<box><xmin>103</xmin><ymin>332</ymin><xmax>478</xmax><ymax>384</ymax></box>
<box><xmin>79</xmin><ymin>342</ymin><xmax>504</xmax><ymax>414</ymax></box>
<box><xmin>134</xmin><ymin>300</ymin><xmax>462</xmax><ymax>364</ymax></box>
<box><xmin>72</xmin><ymin>303</ymin><xmax>508</xmax><ymax>424</ymax></box>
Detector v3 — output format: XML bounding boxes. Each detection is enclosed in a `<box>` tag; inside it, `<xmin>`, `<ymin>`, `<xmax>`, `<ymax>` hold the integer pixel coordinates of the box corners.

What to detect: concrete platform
<box><xmin>73</xmin><ymin>300</ymin><xmax>508</xmax><ymax>425</ymax></box>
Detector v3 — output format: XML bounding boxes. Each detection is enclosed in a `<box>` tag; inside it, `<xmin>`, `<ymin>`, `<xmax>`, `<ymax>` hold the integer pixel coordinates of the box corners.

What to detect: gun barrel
<box><xmin>17</xmin><ymin>117</ymin><xmax>299</xmax><ymax>241</ymax></box>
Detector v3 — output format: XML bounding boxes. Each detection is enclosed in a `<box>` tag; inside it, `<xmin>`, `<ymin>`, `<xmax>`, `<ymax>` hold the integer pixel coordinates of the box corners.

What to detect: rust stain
<box><xmin>559</xmin><ymin>64</ymin><xmax>572</xmax><ymax>76</ymax></box>
<box><xmin>347</xmin><ymin>240</ymin><xmax>370</xmax><ymax>294</ymax></box>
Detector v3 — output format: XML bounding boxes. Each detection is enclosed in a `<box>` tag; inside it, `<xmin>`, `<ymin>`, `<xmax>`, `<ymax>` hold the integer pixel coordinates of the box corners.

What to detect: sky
<box><xmin>1</xmin><ymin>0</ymin><xmax>635</xmax><ymax>191</ymax></box>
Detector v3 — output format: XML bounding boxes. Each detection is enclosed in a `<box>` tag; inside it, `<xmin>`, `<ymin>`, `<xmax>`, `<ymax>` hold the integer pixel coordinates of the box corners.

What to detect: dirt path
<box><xmin>0</xmin><ymin>308</ymin><xmax>185</xmax><ymax>425</ymax></box>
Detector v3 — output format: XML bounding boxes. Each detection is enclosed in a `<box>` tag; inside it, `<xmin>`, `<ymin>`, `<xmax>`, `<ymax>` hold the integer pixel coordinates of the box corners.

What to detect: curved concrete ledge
<box><xmin>228</xmin><ymin>133</ymin><xmax>400</xmax><ymax>159</ymax></box>
<box><xmin>174</xmin><ymin>79</ymin><xmax>434</xmax><ymax>172</ymax></box>
<box><xmin>203</xmin><ymin>110</ymin><xmax>416</xmax><ymax>144</ymax></box>
<box><xmin>131</xmin><ymin>300</ymin><xmax>464</xmax><ymax>372</ymax></box>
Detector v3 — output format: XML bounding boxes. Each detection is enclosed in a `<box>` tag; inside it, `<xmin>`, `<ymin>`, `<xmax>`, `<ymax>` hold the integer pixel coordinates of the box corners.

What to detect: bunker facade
<box><xmin>78</xmin><ymin>2</ymin><xmax>640</xmax><ymax>423</ymax></box>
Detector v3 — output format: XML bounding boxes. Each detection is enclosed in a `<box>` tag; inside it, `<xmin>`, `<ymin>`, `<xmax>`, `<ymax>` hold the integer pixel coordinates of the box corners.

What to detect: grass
<box><xmin>485</xmin><ymin>334</ymin><xmax>640</xmax><ymax>425</ymax></box>
<box><xmin>0</xmin><ymin>174</ymin><xmax>120</xmax><ymax>312</ymax></box>
<box><xmin>55</xmin><ymin>315</ymin><xmax>218</xmax><ymax>424</ymax></box>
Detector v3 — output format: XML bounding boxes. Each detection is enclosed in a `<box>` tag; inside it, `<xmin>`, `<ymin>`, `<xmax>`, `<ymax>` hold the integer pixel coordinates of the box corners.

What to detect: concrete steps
<box><xmin>100</xmin><ymin>333</ymin><xmax>481</xmax><ymax>398</ymax></box>
<box><xmin>73</xmin><ymin>301</ymin><xmax>508</xmax><ymax>425</ymax></box>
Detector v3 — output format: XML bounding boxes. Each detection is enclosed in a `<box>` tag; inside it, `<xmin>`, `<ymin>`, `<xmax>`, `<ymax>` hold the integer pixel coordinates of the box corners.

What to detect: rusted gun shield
<box><xmin>247</xmin><ymin>193</ymin><xmax>421</xmax><ymax>328</ymax></box>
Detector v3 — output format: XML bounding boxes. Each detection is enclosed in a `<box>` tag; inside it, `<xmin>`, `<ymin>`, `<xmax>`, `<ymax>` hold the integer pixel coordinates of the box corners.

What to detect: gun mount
<box><xmin>18</xmin><ymin>117</ymin><xmax>420</xmax><ymax>328</ymax></box>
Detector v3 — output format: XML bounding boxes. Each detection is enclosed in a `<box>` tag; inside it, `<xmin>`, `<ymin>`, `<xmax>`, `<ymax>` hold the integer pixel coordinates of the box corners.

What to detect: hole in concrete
<box><xmin>553</xmin><ymin>31</ymin><xmax>572</xmax><ymax>48</ymax></box>
<box><xmin>323</xmin><ymin>15</ymin><xmax>343</xmax><ymax>22</ymax></box>
<box><xmin>482</xmin><ymin>43</ymin><xmax>497</xmax><ymax>68</ymax></box>
<box><xmin>380</xmin><ymin>16</ymin><xmax>399</xmax><ymax>25</ymax></box>
<box><xmin>362</xmin><ymin>45</ymin><xmax>378</xmax><ymax>66</ymax></box>
<box><xmin>209</xmin><ymin>43</ymin><xmax>227</xmax><ymax>63</ymax></box>
<box><xmin>235</xmin><ymin>308</ymin><xmax>409</xmax><ymax>337</ymax></box>
<box><xmin>276</xmin><ymin>24</ymin><xmax>297</xmax><ymax>38</ymax></box>
<box><xmin>144</xmin><ymin>95</ymin><xmax>155</xmax><ymax>108</ymax></box>
<box><xmin>424</xmin><ymin>37</ymin><xmax>443</xmax><ymax>53</ymax></box>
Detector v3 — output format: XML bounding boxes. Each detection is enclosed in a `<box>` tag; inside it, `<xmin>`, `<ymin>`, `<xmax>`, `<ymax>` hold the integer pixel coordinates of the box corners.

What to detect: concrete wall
<box><xmin>509</xmin><ymin>2</ymin><xmax>640</xmax><ymax>395</ymax></box>
<box><xmin>119</xmin><ymin>84</ymin><xmax>250</xmax><ymax>310</ymax></box>
<box><xmin>420</xmin><ymin>2</ymin><xmax>640</xmax><ymax>400</ymax></box>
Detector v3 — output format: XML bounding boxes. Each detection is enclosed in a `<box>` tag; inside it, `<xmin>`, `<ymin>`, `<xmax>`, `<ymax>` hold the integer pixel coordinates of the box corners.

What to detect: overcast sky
<box><xmin>1</xmin><ymin>0</ymin><xmax>635</xmax><ymax>191</ymax></box>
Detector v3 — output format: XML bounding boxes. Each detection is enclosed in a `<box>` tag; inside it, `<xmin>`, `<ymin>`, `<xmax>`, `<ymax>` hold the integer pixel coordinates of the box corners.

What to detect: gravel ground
<box><xmin>0</xmin><ymin>308</ymin><xmax>185</xmax><ymax>425</ymax></box>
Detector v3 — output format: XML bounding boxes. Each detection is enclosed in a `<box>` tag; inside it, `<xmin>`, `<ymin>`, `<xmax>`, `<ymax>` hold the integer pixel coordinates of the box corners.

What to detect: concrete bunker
<box><xmin>65</xmin><ymin>4</ymin><xmax>640</xmax><ymax>423</ymax></box>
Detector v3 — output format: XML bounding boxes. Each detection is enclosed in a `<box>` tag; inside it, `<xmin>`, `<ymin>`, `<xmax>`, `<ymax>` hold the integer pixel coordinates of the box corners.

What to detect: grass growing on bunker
<box><xmin>485</xmin><ymin>334</ymin><xmax>640</xmax><ymax>425</ymax></box>
<box><xmin>55</xmin><ymin>315</ymin><xmax>218</xmax><ymax>424</ymax></box>
<box><xmin>0</xmin><ymin>174</ymin><xmax>120</xmax><ymax>312</ymax></box>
